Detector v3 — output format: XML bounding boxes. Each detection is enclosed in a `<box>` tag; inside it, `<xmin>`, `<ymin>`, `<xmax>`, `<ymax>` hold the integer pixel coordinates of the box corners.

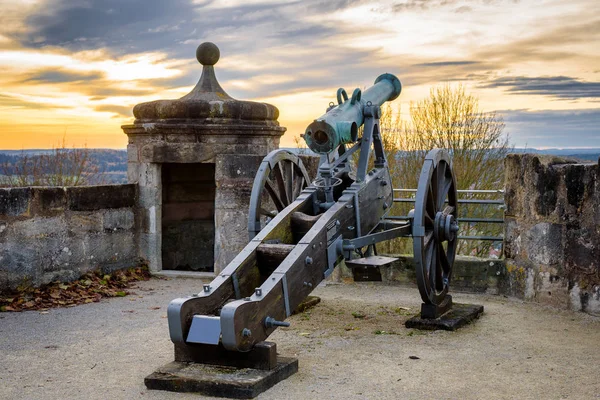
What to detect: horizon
<box><xmin>0</xmin><ymin>0</ymin><xmax>598</xmax><ymax>149</ymax></box>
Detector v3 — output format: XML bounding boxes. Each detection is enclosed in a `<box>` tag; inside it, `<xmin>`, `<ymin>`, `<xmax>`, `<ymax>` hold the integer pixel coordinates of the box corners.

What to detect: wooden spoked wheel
<box><xmin>412</xmin><ymin>149</ymin><xmax>459</xmax><ymax>305</ymax></box>
<box><xmin>248</xmin><ymin>149</ymin><xmax>311</xmax><ymax>239</ymax></box>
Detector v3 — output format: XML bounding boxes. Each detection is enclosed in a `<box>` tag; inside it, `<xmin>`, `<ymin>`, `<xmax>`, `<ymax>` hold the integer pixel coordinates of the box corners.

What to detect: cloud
<box><xmin>412</xmin><ymin>61</ymin><xmax>480</xmax><ymax>68</ymax></box>
<box><xmin>474</xmin><ymin>19</ymin><xmax>600</xmax><ymax>66</ymax></box>
<box><xmin>454</xmin><ymin>5</ymin><xmax>472</xmax><ymax>13</ymax></box>
<box><xmin>0</xmin><ymin>0</ymin><xmax>599</xmax><ymax>149</ymax></box>
<box><xmin>94</xmin><ymin>104</ymin><xmax>133</xmax><ymax>118</ymax></box>
<box><xmin>0</xmin><ymin>93</ymin><xmax>69</xmax><ymax>110</ymax></box>
<box><xmin>498</xmin><ymin>108</ymin><xmax>600</xmax><ymax>147</ymax></box>
<box><xmin>21</xmin><ymin>69</ymin><xmax>105</xmax><ymax>84</ymax></box>
<box><xmin>392</xmin><ymin>0</ymin><xmax>455</xmax><ymax>12</ymax></box>
<box><xmin>481</xmin><ymin>76</ymin><xmax>600</xmax><ymax>100</ymax></box>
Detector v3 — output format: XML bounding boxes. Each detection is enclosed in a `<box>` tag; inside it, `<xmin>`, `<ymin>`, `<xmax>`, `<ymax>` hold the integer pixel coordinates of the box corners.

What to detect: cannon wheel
<box><xmin>248</xmin><ymin>149</ymin><xmax>312</xmax><ymax>239</ymax></box>
<box><xmin>412</xmin><ymin>149</ymin><xmax>459</xmax><ymax>305</ymax></box>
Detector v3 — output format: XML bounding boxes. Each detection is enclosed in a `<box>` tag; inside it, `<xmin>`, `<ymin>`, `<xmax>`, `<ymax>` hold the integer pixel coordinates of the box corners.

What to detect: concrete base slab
<box><xmin>405</xmin><ymin>303</ymin><xmax>484</xmax><ymax>331</ymax></box>
<box><xmin>145</xmin><ymin>357</ymin><xmax>298</xmax><ymax>399</ymax></box>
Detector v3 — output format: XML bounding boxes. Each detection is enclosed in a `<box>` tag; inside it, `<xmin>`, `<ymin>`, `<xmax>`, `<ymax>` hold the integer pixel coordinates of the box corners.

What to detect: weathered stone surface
<box><xmin>0</xmin><ymin>185</ymin><xmax>139</xmax><ymax>292</ymax></box>
<box><xmin>215</xmin><ymin>154</ymin><xmax>264</xmax><ymax>181</ymax></box>
<box><xmin>67</xmin><ymin>184</ymin><xmax>136</xmax><ymax>211</ymax></box>
<box><xmin>405</xmin><ymin>303</ymin><xmax>484</xmax><ymax>331</ymax></box>
<box><xmin>525</xmin><ymin>222</ymin><xmax>563</xmax><ymax>265</ymax></box>
<box><xmin>103</xmin><ymin>209</ymin><xmax>135</xmax><ymax>231</ymax></box>
<box><xmin>140</xmin><ymin>143</ymin><xmax>216</xmax><ymax>164</ymax></box>
<box><xmin>371</xmin><ymin>254</ymin><xmax>504</xmax><ymax>294</ymax></box>
<box><xmin>503</xmin><ymin>154</ymin><xmax>599</xmax><ymax>315</ymax></box>
<box><xmin>30</xmin><ymin>187</ymin><xmax>66</xmax><ymax>215</ymax></box>
<box><xmin>0</xmin><ymin>187</ymin><xmax>31</xmax><ymax>216</ymax></box>
<box><xmin>145</xmin><ymin>357</ymin><xmax>298</xmax><ymax>399</ymax></box>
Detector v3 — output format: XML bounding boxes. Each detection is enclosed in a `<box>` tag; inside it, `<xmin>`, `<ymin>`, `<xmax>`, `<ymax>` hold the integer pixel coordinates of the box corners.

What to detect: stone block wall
<box><xmin>503</xmin><ymin>154</ymin><xmax>600</xmax><ymax>315</ymax></box>
<box><xmin>0</xmin><ymin>184</ymin><xmax>139</xmax><ymax>292</ymax></box>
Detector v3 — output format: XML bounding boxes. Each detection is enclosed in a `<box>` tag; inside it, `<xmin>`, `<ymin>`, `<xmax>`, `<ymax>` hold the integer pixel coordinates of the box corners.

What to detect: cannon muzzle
<box><xmin>304</xmin><ymin>73</ymin><xmax>401</xmax><ymax>154</ymax></box>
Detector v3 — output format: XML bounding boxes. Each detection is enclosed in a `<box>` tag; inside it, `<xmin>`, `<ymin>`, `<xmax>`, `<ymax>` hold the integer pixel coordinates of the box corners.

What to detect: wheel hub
<box><xmin>433</xmin><ymin>211</ymin><xmax>458</xmax><ymax>242</ymax></box>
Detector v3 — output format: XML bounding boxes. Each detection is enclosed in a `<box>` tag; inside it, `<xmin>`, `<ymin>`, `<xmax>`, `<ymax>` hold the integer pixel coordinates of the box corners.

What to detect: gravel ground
<box><xmin>1</xmin><ymin>278</ymin><xmax>599</xmax><ymax>400</ymax></box>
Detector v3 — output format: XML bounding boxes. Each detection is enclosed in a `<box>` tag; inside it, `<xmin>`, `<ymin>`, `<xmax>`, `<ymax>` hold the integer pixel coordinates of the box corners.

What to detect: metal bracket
<box><xmin>325</xmin><ymin>236</ymin><xmax>343</xmax><ymax>278</ymax></box>
<box><xmin>281</xmin><ymin>274</ymin><xmax>291</xmax><ymax>317</ymax></box>
<box><xmin>343</xmin><ymin>223</ymin><xmax>411</xmax><ymax>255</ymax></box>
<box><xmin>186</xmin><ymin>315</ymin><xmax>221</xmax><ymax>345</ymax></box>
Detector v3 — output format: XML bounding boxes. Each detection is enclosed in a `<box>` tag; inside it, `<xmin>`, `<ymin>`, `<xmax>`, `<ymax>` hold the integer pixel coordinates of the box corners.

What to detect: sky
<box><xmin>0</xmin><ymin>0</ymin><xmax>598</xmax><ymax>149</ymax></box>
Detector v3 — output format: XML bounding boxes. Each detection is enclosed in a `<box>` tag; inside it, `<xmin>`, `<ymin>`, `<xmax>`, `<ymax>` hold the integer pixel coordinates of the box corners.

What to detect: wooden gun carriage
<box><xmin>166</xmin><ymin>72</ymin><xmax>459</xmax><ymax>357</ymax></box>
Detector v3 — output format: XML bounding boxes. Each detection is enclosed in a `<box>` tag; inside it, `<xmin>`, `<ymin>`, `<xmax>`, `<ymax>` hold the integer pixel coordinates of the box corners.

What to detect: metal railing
<box><xmin>390</xmin><ymin>188</ymin><xmax>505</xmax><ymax>242</ymax></box>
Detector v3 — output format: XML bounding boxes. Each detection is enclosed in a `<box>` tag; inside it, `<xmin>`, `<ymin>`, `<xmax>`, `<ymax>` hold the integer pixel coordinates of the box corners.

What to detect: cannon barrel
<box><xmin>304</xmin><ymin>73</ymin><xmax>401</xmax><ymax>154</ymax></box>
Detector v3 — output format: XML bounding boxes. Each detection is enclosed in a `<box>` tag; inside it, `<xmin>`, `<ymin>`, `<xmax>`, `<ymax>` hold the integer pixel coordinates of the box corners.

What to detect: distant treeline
<box><xmin>0</xmin><ymin>149</ymin><xmax>128</xmax><ymax>184</ymax></box>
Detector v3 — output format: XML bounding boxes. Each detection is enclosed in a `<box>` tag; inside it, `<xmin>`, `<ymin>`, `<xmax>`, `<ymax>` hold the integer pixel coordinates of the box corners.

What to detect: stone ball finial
<box><xmin>196</xmin><ymin>42</ymin><xmax>220</xmax><ymax>66</ymax></box>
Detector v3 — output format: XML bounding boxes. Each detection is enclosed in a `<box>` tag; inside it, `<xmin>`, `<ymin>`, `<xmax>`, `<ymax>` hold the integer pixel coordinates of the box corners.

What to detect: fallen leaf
<box><xmin>409</xmin><ymin>356</ymin><xmax>420</xmax><ymax>360</ymax></box>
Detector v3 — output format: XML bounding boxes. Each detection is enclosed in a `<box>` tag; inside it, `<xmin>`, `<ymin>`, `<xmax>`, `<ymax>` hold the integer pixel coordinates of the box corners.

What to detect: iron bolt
<box><xmin>305</xmin><ymin>256</ymin><xmax>313</xmax><ymax>265</ymax></box>
<box><xmin>242</xmin><ymin>328</ymin><xmax>252</xmax><ymax>337</ymax></box>
<box><xmin>203</xmin><ymin>284</ymin><xmax>211</xmax><ymax>293</ymax></box>
<box><xmin>255</xmin><ymin>288</ymin><xmax>262</xmax><ymax>296</ymax></box>
<box><xmin>264</xmin><ymin>316</ymin><xmax>291</xmax><ymax>329</ymax></box>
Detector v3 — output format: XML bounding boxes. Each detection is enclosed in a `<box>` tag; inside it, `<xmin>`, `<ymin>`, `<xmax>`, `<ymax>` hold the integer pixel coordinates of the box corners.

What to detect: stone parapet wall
<box><xmin>503</xmin><ymin>154</ymin><xmax>600</xmax><ymax>315</ymax></box>
<box><xmin>0</xmin><ymin>184</ymin><xmax>140</xmax><ymax>292</ymax></box>
<box><xmin>331</xmin><ymin>255</ymin><xmax>504</xmax><ymax>294</ymax></box>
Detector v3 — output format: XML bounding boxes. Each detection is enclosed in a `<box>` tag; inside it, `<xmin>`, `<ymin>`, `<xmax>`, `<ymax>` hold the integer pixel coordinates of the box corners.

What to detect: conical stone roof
<box><xmin>132</xmin><ymin>42</ymin><xmax>280</xmax><ymax>124</ymax></box>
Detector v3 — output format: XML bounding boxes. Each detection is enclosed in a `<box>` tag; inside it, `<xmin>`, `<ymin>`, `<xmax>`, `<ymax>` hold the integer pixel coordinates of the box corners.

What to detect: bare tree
<box><xmin>1</xmin><ymin>138</ymin><xmax>106</xmax><ymax>187</ymax></box>
<box><xmin>379</xmin><ymin>84</ymin><xmax>511</xmax><ymax>257</ymax></box>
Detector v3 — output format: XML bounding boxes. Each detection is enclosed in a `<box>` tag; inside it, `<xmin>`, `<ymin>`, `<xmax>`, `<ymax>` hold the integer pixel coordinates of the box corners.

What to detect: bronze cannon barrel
<box><xmin>304</xmin><ymin>73</ymin><xmax>401</xmax><ymax>154</ymax></box>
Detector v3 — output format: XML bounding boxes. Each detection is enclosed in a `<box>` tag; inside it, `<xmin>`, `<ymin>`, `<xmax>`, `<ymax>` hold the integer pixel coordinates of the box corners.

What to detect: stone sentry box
<box><xmin>122</xmin><ymin>43</ymin><xmax>285</xmax><ymax>275</ymax></box>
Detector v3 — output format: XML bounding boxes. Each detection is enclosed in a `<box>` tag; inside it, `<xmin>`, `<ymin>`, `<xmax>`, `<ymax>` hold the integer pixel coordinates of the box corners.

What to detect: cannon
<box><xmin>156</xmin><ymin>72</ymin><xmax>459</xmax><ymax>396</ymax></box>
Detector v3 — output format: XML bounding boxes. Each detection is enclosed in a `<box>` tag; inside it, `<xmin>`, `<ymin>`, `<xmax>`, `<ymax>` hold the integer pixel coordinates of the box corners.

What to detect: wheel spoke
<box><xmin>423</xmin><ymin>230</ymin><xmax>434</xmax><ymax>249</ymax></box>
<box><xmin>285</xmin><ymin>161</ymin><xmax>294</xmax><ymax>203</ymax></box>
<box><xmin>293</xmin><ymin>174</ymin><xmax>304</xmax><ymax>198</ymax></box>
<box><xmin>424</xmin><ymin>213</ymin><xmax>434</xmax><ymax>228</ymax></box>
<box><xmin>435</xmin><ymin>244</ymin><xmax>444</xmax><ymax>291</ymax></box>
<box><xmin>426</xmin><ymin>180</ymin><xmax>436</xmax><ymax>216</ymax></box>
<box><xmin>439</xmin><ymin>244</ymin><xmax>451</xmax><ymax>275</ymax></box>
<box><xmin>273</xmin><ymin>163</ymin><xmax>290</xmax><ymax>205</ymax></box>
<box><xmin>425</xmin><ymin>240</ymin><xmax>434</xmax><ymax>277</ymax></box>
<box><xmin>431</xmin><ymin>166</ymin><xmax>438</xmax><ymax>205</ymax></box>
<box><xmin>442</xmin><ymin>205</ymin><xmax>455</xmax><ymax>215</ymax></box>
<box><xmin>436</xmin><ymin>162</ymin><xmax>447</xmax><ymax>210</ymax></box>
<box><xmin>439</xmin><ymin>178</ymin><xmax>452</xmax><ymax>210</ymax></box>
<box><xmin>429</xmin><ymin>244</ymin><xmax>437</xmax><ymax>291</ymax></box>
<box><xmin>264</xmin><ymin>177</ymin><xmax>286</xmax><ymax>211</ymax></box>
<box><xmin>259</xmin><ymin>207</ymin><xmax>277</xmax><ymax>218</ymax></box>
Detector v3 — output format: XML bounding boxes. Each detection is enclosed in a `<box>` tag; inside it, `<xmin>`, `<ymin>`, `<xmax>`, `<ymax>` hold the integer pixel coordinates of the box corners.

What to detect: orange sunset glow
<box><xmin>0</xmin><ymin>0</ymin><xmax>598</xmax><ymax>149</ymax></box>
